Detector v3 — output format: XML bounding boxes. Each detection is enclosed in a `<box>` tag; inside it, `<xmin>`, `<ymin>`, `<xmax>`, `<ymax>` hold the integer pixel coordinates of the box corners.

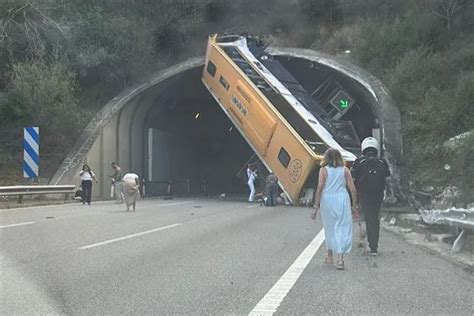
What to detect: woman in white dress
<box><xmin>122</xmin><ymin>173</ymin><xmax>140</xmax><ymax>211</ymax></box>
<box><xmin>312</xmin><ymin>148</ymin><xmax>358</xmax><ymax>270</ymax></box>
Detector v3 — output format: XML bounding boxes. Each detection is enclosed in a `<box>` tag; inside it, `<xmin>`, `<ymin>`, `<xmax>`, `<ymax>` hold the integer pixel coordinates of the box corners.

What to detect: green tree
<box><xmin>1</xmin><ymin>59</ymin><xmax>85</xmax><ymax>178</ymax></box>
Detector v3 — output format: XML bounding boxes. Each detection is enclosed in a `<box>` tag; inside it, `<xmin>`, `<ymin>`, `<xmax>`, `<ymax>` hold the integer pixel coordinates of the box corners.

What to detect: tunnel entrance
<box><xmin>145</xmin><ymin>67</ymin><xmax>254</xmax><ymax>196</ymax></box>
<box><xmin>144</xmin><ymin>59</ymin><xmax>378</xmax><ymax>198</ymax></box>
<box><xmin>54</xmin><ymin>51</ymin><xmax>402</xmax><ymax>202</ymax></box>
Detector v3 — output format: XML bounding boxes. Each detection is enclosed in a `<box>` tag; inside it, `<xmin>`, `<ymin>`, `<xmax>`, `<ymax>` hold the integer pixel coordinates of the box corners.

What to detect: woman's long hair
<box><xmin>321</xmin><ymin>148</ymin><xmax>345</xmax><ymax>168</ymax></box>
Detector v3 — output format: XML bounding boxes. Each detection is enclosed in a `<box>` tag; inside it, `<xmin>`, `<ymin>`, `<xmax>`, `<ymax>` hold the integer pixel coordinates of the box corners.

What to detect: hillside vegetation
<box><xmin>1</xmin><ymin>0</ymin><xmax>473</xmax><ymax>202</ymax></box>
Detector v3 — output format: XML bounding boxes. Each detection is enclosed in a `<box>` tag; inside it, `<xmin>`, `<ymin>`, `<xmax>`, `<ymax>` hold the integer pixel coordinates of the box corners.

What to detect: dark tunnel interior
<box><xmin>145</xmin><ymin>67</ymin><xmax>254</xmax><ymax>196</ymax></box>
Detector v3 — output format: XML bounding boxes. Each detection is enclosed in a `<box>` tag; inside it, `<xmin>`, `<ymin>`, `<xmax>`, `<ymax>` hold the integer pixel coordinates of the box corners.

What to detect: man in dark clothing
<box><xmin>265</xmin><ymin>173</ymin><xmax>279</xmax><ymax>207</ymax></box>
<box><xmin>351</xmin><ymin>137</ymin><xmax>390</xmax><ymax>256</ymax></box>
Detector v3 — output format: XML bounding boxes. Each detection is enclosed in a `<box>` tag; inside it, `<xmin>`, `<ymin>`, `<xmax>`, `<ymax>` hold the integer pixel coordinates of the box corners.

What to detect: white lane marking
<box><xmin>0</xmin><ymin>221</ymin><xmax>35</xmax><ymax>228</ymax></box>
<box><xmin>78</xmin><ymin>223</ymin><xmax>182</xmax><ymax>250</ymax></box>
<box><xmin>247</xmin><ymin>204</ymin><xmax>260</xmax><ymax>209</ymax></box>
<box><xmin>249</xmin><ymin>229</ymin><xmax>326</xmax><ymax>315</ymax></box>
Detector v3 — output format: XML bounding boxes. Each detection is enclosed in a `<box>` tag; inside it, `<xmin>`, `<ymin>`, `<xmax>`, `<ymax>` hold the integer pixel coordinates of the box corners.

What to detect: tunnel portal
<box><xmin>52</xmin><ymin>51</ymin><xmax>402</xmax><ymax>202</ymax></box>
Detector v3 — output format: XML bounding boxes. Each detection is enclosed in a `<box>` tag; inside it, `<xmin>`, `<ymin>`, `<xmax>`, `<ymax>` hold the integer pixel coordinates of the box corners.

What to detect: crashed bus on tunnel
<box><xmin>202</xmin><ymin>34</ymin><xmax>362</xmax><ymax>205</ymax></box>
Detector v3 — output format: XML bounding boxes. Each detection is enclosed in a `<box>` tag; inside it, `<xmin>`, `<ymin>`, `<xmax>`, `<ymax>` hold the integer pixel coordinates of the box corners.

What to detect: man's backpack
<box><xmin>355</xmin><ymin>156</ymin><xmax>389</xmax><ymax>194</ymax></box>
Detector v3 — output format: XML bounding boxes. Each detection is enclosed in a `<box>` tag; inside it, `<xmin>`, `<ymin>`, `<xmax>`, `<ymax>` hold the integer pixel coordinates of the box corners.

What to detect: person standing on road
<box><xmin>247</xmin><ymin>164</ymin><xmax>257</xmax><ymax>202</ymax></box>
<box><xmin>140</xmin><ymin>177</ymin><xmax>146</xmax><ymax>199</ymax></box>
<box><xmin>79</xmin><ymin>164</ymin><xmax>98</xmax><ymax>205</ymax></box>
<box><xmin>110</xmin><ymin>162</ymin><xmax>123</xmax><ymax>204</ymax></box>
<box><xmin>265</xmin><ymin>172</ymin><xmax>279</xmax><ymax>207</ymax></box>
<box><xmin>351</xmin><ymin>137</ymin><xmax>391</xmax><ymax>256</ymax></box>
<box><xmin>122</xmin><ymin>173</ymin><xmax>140</xmax><ymax>211</ymax></box>
<box><xmin>312</xmin><ymin>148</ymin><xmax>358</xmax><ymax>270</ymax></box>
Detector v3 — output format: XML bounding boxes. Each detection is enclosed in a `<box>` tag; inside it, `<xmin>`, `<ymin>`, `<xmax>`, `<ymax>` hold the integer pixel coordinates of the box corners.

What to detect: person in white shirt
<box><xmin>122</xmin><ymin>173</ymin><xmax>140</xmax><ymax>211</ymax></box>
<box><xmin>79</xmin><ymin>164</ymin><xmax>98</xmax><ymax>205</ymax></box>
<box><xmin>247</xmin><ymin>164</ymin><xmax>257</xmax><ymax>202</ymax></box>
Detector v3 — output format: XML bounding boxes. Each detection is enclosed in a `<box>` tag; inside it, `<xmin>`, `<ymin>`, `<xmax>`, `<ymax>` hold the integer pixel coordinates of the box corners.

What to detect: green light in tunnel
<box><xmin>330</xmin><ymin>89</ymin><xmax>353</xmax><ymax>113</ymax></box>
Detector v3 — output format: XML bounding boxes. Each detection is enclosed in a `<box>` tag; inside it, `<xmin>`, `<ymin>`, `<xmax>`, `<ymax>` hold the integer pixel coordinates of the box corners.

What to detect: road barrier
<box><xmin>419</xmin><ymin>207</ymin><xmax>474</xmax><ymax>252</ymax></box>
<box><xmin>0</xmin><ymin>185</ymin><xmax>76</xmax><ymax>203</ymax></box>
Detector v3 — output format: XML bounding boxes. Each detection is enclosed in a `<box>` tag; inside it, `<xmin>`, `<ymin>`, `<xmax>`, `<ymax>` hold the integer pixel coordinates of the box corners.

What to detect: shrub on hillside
<box><xmin>387</xmin><ymin>47</ymin><xmax>443</xmax><ymax>110</ymax></box>
<box><xmin>318</xmin><ymin>26</ymin><xmax>357</xmax><ymax>54</ymax></box>
<box><xmin>399</xmin><ymin>71</ymin><xmax>474</xmax><ymax>196</ymax></box>
<box><xmin>7</xmin><ymin>60</ymin><xmax>81</xmax><ymax>133</ymax></box>
<box><xmin>1</xmin><ymin>60</ymin><xmax>85</xmax><ymax>179</ymax></box>
<box><xmin>449</xmin><ymin>133</ymin><xmax>474</xmax><ymax>204</ymax></box>
<box><xmin>450</xmin><ymin>72</ymin><xmax>474</xmax><ymax>134</ymax></box>
<box><xmin>351</xmin><ymin>14</ymin><xmax>443</xmax><ymax>75</ymax></box>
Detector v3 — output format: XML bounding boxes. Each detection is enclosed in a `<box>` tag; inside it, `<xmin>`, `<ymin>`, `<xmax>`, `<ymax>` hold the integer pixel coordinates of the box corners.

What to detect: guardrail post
<box><xmin>18</xmin><ymin>195</ymin><xmax>23</xmax><ymax>203</ymax></box>
<box><xmin>452</xmin><ymin>229</ymin><xmax>467</xmax><ymax>252</ymax></box>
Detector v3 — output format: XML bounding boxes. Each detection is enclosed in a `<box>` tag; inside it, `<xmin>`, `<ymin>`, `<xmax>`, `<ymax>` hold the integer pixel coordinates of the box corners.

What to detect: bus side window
<box><xmin>206</xmin><ymin>61</ymin><xmax>217</xmax><ymax>77</ymax></box>
<box><xmin>219</xmin><ymin>75</ymin><xmax>230</xmax><ymax>91</ymax></box>
<box><xmin>278</xmin><ymin>147</ymin><xmax>291</xmax><ymax>168</ymax></box>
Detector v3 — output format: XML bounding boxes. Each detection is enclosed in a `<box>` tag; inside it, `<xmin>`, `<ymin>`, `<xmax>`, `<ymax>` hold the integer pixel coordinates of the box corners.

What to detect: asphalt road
<box><xmin>1</xmin><ymin>198</ymin><xmax>473</xmax><ymax>315</ymax></box>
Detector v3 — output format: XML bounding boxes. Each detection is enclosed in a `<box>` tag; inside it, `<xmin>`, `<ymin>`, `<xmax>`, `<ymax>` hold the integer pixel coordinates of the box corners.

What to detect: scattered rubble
<box><xmin>443</xmin><ymin>129</ymin><xmax>474</xmax><ymax>149</ymax></box>
<box><xmin>381</xmin><ymin>205</ymin><xmax>474</xmax><ymax>270</ymax></box>
<box><xmin>430</xmin><ymin>186</ymin><xmax>462</xmax><ymax>209</ymax></box>
<box><xmin>381</xmin><ymin>220</ymin><xmax>474</xmax><ymax>271</ymax></box>
<box><xmin>424</xmin><ymin>233</ymin><xmax>454</xmax><ymax>243</ymax></box>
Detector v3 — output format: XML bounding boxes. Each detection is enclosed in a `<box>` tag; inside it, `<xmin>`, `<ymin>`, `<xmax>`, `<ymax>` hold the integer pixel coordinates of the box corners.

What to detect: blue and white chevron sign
<box><xmin>23</xmin><ymin>127</ymin><xmax>40</xmax><ymax>178</ymax></box>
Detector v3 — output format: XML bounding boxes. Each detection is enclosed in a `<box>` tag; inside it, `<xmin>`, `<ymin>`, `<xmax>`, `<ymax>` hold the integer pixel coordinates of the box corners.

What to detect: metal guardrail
<box><xmin>0</xmin><ymin>185</ymin><xmax>76</xmax><ymax>203</ymax></box>
<box><xmin>419</xmin><ymin>207</ymin><xmax>474</xmax><ymax>252</ymax></box>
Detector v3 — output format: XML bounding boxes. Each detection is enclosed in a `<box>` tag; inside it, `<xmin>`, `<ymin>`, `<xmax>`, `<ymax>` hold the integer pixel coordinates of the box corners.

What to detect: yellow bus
<box><xmin>201</xmin><ymin>34</ymin><xmax>357</xmax><ymax>204</ymax></box>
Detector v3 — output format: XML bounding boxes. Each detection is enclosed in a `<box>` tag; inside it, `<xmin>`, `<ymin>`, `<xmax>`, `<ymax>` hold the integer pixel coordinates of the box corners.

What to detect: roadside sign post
<box><xmin>23</xmin><ymin>127</ymin><xmax>40</xmax><ymax>181</ymax></box>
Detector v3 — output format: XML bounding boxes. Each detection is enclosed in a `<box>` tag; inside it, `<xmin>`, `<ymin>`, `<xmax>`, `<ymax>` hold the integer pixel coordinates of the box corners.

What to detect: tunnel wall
<box><xmin>51</xmin><ymin>49</ymin><xmax>404</xmax><ymax>202</ymax></box>
<box><xmin>50</xmin><ymin>57</ymin><xmax>205</xmax><ymax>197</ymax></box>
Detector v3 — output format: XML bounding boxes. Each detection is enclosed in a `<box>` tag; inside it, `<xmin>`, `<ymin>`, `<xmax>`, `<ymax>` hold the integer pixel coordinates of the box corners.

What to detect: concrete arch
<box><xmin>50</xmin><ymin>58</ymin><xmax>204</xmax><ymax>195</ymax></box>
<box><xmin>51</xmin><ymin>49</ymin><xmax>403</xmax><ymax>202</ymax></box>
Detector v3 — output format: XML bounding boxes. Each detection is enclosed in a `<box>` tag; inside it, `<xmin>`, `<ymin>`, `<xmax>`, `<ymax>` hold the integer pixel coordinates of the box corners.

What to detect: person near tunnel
<box><xmin>122</xmin><ymin>173</ymin><xmax>140</xmax><ymax>211</ymax></box>
<box><xmin>312</xmin><ymin>148</ymin><xmax>358</xmax><ymax>270</ymax></box>
<box><xmin>351</xmin><ymin>137</ymin><xmax>391</xmax><ymax>256</ymax></box>
<box><xmin>110</xmin><ymin>162</ymin><xmax>123</xmax><ymax>204</ymax></box>
<box><xmin>79</xmin><ymin>164</ymin><xmax>98</xmax><ymax>205</ymax></box>
<box><xmin>247</xmin><ymin>163</ymin><xmax>257</xmax><ymax>202</ymax></box>
<box><xmin>265</xmin><ymin>172</ymin><xmax>279</xmax><ymax>206</ymax></box>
